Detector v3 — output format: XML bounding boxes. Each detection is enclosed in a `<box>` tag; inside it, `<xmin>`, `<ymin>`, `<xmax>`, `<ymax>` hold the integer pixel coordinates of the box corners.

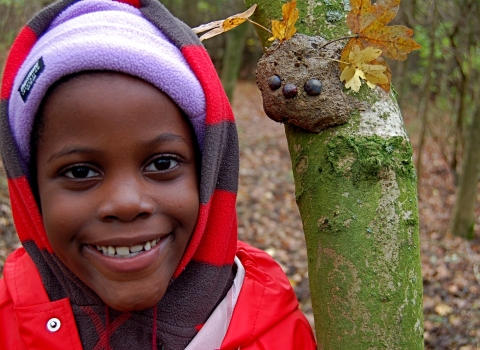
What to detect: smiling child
<box><xmin>0</xmin><ymin>0</ymin><xmax>316</xmax><ymax>349</ymax></box>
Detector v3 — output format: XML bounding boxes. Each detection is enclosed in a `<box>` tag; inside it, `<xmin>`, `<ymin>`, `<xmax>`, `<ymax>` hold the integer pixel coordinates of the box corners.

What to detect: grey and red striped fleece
<box><xmin>0</xmin><ymin>0</ymin><xmax>239</xmax><ymax>348</ymax></box>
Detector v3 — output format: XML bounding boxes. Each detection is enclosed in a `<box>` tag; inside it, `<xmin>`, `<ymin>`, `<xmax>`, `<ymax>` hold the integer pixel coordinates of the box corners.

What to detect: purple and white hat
<box><xmin>9</xmin><ymin>0</ymin><xmax>206</xmax><ymax>169</ymax></box>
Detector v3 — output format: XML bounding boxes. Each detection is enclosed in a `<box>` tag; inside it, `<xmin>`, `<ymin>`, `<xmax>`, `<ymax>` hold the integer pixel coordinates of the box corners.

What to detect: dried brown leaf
<box><xmin>192</xmin><ymin>4</ymin><xmax>257</xmax><ymax>41</ymax></box>
<box><xmin>346</xmin><ymin>0</ymin><xmax>421</xmax><ymax>60</ymax></box>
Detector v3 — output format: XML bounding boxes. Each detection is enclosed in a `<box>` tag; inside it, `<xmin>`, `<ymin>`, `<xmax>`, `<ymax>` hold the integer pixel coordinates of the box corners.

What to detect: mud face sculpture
<box><xmin>256</xmin><ymin>34</ymin><xmax>353</xmax><ymax>132</ymax></box>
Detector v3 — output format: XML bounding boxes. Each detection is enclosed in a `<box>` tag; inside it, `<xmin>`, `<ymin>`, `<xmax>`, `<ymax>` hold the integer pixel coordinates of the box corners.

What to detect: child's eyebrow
<box><xmin>145</xmin><ymin>133</ymin><xmax>191</xmax><ymax>148</ymax></box>
<box><xmin>47</xmin><ymin>133</ymin><xmax>191</xmax><ymax>163</ymax></box>
<box><xmin>48</xmin><ymin>147</ymin><xmax>102</xmax><ymax>162</ymax></box>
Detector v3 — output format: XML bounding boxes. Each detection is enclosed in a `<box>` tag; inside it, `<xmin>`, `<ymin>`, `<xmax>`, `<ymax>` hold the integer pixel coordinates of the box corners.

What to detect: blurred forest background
<box><xmin>1</xmin><ymin>0</ymin><xmax>479</xmax><ymax>349</ymax></box>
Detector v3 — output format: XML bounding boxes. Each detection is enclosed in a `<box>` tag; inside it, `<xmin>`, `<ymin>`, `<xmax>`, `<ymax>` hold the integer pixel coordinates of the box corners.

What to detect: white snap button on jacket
<box><xmin>47</xmin><ymin>318</ymin><xmax>61</xmax><ymax>332</ymax></box>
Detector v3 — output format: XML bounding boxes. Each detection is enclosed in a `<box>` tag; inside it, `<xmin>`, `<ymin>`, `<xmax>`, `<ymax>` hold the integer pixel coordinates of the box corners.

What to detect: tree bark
<box><xmin>449</xmin><ymin>102</ymin><xmax>480</xmax><ymax>239</ymax></box>
<box><xmin>246</xmin><ymin>1</ymin><xmax>424</xmax><ymax>348</ymax></box>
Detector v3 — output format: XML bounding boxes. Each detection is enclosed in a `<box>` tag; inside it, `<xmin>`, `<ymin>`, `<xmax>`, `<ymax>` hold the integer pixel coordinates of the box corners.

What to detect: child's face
<box><xmin>35</xmin><ymin>73</ymin><xmax>199</xmax><ymax>311</ymax></box>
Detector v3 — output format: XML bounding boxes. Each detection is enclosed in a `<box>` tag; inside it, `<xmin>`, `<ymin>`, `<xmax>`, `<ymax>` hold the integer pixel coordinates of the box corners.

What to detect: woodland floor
<box><xmin>0</xmin><ymin>81</ymin><xmax>479</xmax><ymax>349</ymax></box>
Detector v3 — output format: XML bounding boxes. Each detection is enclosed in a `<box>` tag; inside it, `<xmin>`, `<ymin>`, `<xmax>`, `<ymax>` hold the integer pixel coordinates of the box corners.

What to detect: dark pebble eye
<box><xmin>283</xmin><ymin>83</ymin><xmax>298</xmax><ymax>98</ymax></box>
<box><xmin>267</xmin><ymin>75</ymin><xmax>282</xmax><ymax>90</ymax></box>
<box><xmin>304</xmin><ymin>79</ymin><xmax>322</xmax><ymax>96</ymax></box>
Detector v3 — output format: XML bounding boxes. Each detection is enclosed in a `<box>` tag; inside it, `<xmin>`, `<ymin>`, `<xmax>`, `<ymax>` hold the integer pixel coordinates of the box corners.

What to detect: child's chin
<box><xmin>91</xmin><ymin>277</ymin><xmax>168</xmax><ymax>312</ymax></box>
<box><xmin>103</xmin><ymin>293</ymin><xmax>164</xmax><ymax>312</ymax></box>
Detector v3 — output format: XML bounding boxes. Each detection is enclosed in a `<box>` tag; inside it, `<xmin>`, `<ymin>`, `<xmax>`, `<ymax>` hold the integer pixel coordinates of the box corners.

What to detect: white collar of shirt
<box><xmin>185</xmin><ymin>256</ymin><xmax>246</xmax><ymax>350</ymax></box>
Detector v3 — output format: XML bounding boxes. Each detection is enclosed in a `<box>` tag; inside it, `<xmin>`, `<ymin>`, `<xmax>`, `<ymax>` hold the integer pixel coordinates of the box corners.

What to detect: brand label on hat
<box><xmin>18</xmin><ymin>57</ymin><xmax>45</xmax><ymax>102</ymax></box>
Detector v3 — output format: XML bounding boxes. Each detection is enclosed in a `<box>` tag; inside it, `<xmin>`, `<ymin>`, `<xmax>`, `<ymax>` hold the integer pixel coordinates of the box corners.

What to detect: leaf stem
<box><xmin>330</xmin><ymin>58</ymin><xmax>351</xmax><ymax>65</ymax></box>
<box><xmin>247</xmin><ymin>19</ymin><xmax>272</xmax><ymax>34</ymax></box>
<box><xmin>318</xmin><ymin>35</ymin><xmax>358</xmax><ymax>50</ymax></box>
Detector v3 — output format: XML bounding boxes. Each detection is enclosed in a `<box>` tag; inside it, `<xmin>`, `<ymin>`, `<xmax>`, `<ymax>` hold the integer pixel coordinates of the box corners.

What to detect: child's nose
<box><xmin>96</xmin><ymin>176</ymin><xmax>155</xmax><ymax>222</ymax></box>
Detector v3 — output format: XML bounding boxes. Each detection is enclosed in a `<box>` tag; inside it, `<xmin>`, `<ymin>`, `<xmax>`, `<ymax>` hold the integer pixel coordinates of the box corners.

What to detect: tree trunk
<box><xmin>220</xmin><ymin>0</ymin><xmax>249</xmax><ymax>102</ymax></box>
<box><xmin>449</xmin><ymin>102</ymin><xmax>480</xmax><ymax>239</ymax></box>
<box><xmin>246</xmin><ymin>1</ymin><xmax>424</xmax><ymax>348</ymax></box>
<box><xmin>447</xmin><ymin>0</ymin><xmax>474</xmax><ymax>183</ymax></box>
<box><xmin>450</xmin><ymin>69</ymin><xmax>469</xmax><ymax>183</ymax></box>
<box><xmin>415</xmin><ymin>2</ymin><xmax>438</xmax><ymax>191</ymax></box>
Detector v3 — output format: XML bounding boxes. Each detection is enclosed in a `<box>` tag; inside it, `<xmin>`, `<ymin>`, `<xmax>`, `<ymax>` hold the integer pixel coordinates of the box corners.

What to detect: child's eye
<box><xmin>145</xmin><ymin>157</ymin><xmax>179</xmax><ymax>172</ymax></box>
<box><xmin>64</xmin><ymin>166</ymin><xmax>99</xmax><ymax>179</ymax></box>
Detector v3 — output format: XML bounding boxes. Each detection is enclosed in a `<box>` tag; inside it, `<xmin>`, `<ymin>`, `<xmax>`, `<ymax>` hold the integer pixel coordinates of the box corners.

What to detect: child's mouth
<box><xmin>93</xmin><ymin>237</ymin><xmax>163</xmax><ymax>258</ymax></box>
<box><xmin>84</xmin><ymin>232</ymin><xmax>174</xmax><ymax>274</ymax></box>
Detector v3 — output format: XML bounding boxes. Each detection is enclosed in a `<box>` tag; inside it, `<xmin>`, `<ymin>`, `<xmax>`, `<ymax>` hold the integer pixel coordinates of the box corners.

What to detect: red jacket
<box><xmin>0</xmin><ymin>242</ymin><xmax>316</xmax><ymax>349</ymax></box>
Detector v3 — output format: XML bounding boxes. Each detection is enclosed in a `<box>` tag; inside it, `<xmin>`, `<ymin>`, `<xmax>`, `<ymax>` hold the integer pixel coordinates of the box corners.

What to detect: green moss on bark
<box><xmin>246</xmin><ymin>0</ymin><xmax>350</xmax><ymax>47</ymax></box>
<box><xmin>325</xmin><ymin>135</ymin><xmax>416</xmax><ymax>182</ymax></box>
<box><xmin>286</xmin><ymin>122</ymin><xmax>423</xmax><ymax>349</ymax></box>
<box><xmin>245</xmin><ymin>0</ymin><xmax>281</xmax><ymax>48</ymax></box>
<box><xmin>345</xmin><ymin>83</ymin><xmax>382</xmax><ymax>105</ymax></box>
<box><xmin>296</xmin><ymin>0</ymin><xmax>349</xmax><ymax>39</ymax></box>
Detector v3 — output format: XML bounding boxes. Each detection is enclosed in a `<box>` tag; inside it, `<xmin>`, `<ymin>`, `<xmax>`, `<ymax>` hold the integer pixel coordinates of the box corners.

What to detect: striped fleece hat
<box><xmin>0</xmin><ymin>0</ymin><xmax>238</xmax><ymax>349</ymax></box>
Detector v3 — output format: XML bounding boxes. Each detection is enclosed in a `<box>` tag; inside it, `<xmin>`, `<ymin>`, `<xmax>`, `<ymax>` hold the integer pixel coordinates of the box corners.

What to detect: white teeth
<box><xmin>116</xmin><ymin>246</ymin><xmax>130</xmax><ymax>256</ymax></box>
<box><xmin>95</xmin><ymin>236</ymin><xmax>165</xmax><ymax>257</ymax></box>
<box><xmin>130</xmin><ymin>244</ymin><xmax>144</xmax><ymax>253</ymax></box>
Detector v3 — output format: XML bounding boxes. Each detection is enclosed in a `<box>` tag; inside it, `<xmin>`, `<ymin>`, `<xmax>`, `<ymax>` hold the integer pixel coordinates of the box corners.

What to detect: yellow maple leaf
<box><xmin>341</xmin><ymin>67</ymin><xmax>363</xmax><ymax>92</ymax></box>
<box><xmin>268</xmin><ymin>0</ymin><xmax>299</xmax><ymax>42</ymax></box>
<box><xmin>348</xmin><ymin>45</ymin><xmax>382</xmax><ymax>65</ymax></box>
<box><xmin>340</xmin><ymin>45</ymin><xmax>388</xmax><ymax>92</ymax></box>
<box><xmin>340</xmin><ymin>38</ymin><xmax>392</xmax><ymax>93</ymax></box>
<box><xmin>361</xmin><ymin>62</ymin><xmax>389</xmax><ymax>87</ymax></box>
<box><xmin>192</xmin><ymin>4</ymin><xmax>257</xmax><ymax>41</ymax></box>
